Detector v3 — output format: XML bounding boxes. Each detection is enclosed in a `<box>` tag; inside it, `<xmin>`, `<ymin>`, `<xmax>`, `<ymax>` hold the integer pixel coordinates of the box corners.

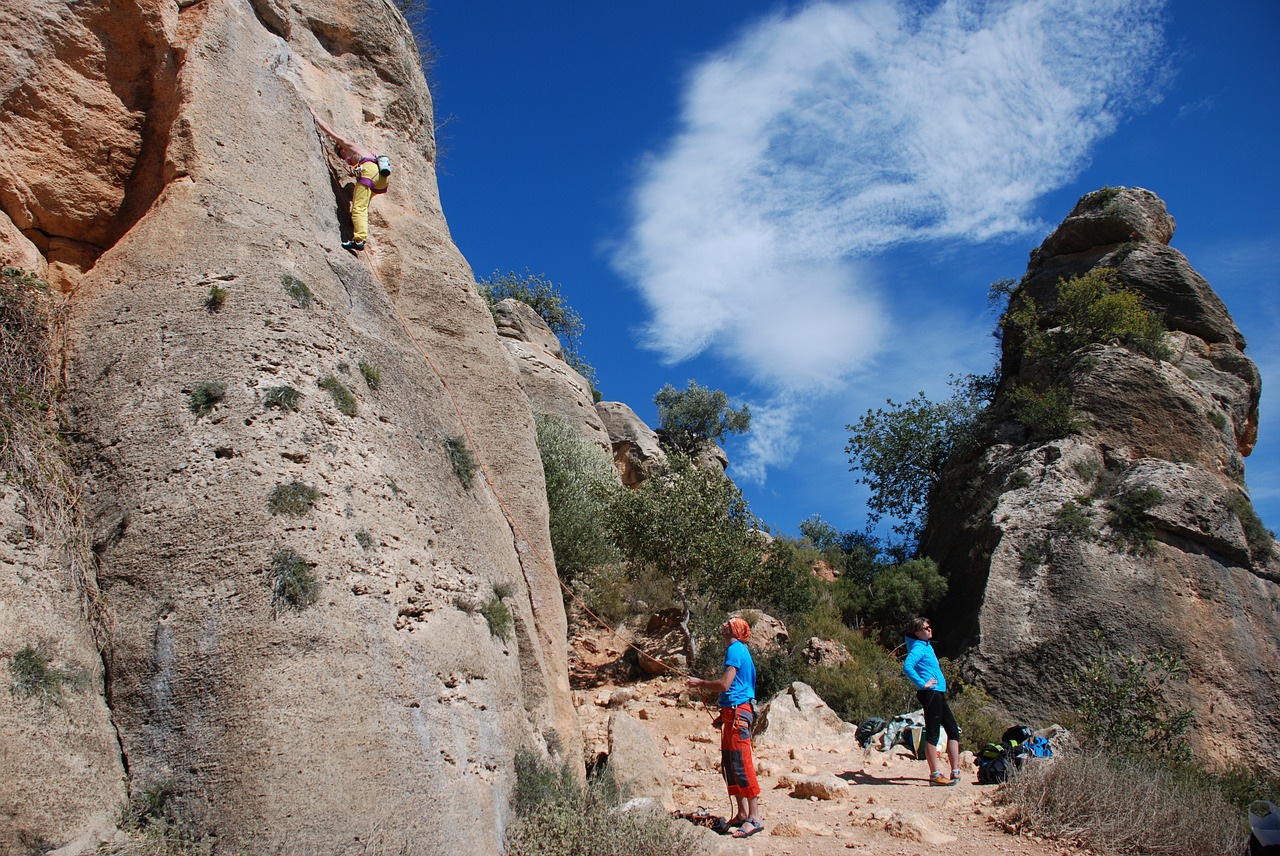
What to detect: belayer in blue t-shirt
<box><xmin>688</xmin><ymin>615</ymin><xmax>764</xmax><ymax>838</ymax></box>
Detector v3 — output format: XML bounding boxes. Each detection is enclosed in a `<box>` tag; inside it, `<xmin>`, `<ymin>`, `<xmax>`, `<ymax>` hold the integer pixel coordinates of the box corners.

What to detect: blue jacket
<box><xmin>902</xmin><ymin>635</ymin><xmax>946</xmax><ymax>692</ymax></box>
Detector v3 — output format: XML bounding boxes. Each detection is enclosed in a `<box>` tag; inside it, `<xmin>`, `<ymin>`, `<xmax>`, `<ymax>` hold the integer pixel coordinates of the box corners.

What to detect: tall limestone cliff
<box><xmin>923</xmin><ymin>187</ymin><xmax>1279</xmax><ymax>774</ymax></box>
<box><xmin>1</xmin><ymin>0</ymin><xmax>580</xmax><ymax>851</ymax></box>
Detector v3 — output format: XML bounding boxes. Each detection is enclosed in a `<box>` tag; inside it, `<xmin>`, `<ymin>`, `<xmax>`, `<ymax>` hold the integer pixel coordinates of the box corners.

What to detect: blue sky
<box><xmin>424</xmin><ymin>0</ymin><xmax>1279</xmax><ymax>541</ymax></box>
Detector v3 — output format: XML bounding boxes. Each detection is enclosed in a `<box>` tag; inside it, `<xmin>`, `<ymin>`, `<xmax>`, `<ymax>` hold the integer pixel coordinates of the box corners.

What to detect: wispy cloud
<box><xmin>613</xmin><ymin>0</ymin><xmax>1169</xmax><ymax>394</ymax></box>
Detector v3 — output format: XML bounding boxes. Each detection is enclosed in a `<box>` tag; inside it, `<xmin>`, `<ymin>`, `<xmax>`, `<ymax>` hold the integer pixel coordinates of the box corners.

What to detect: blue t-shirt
<box><xmin>719</xmin><ymin>639</ymin><xmax>756</xmax><ymax>708</ymax></box>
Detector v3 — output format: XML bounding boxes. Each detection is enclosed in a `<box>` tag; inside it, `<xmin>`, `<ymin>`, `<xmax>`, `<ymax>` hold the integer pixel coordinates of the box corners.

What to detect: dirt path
<box><xmin>571</xmin><ymin>637</ymin><xmax>1084</xmax><ymax>856</ymax></box>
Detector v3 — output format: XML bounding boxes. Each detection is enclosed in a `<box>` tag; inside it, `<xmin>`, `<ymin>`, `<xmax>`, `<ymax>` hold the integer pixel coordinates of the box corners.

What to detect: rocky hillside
<box><xmin>923</xmin><ymin>187</ymin><xmax>1279</xmax><ymax>774</ymax></box>
<box><xmin>1</xmin><ymin>0</ymin><xmax>579</xmax><ymax>852</ymax></box>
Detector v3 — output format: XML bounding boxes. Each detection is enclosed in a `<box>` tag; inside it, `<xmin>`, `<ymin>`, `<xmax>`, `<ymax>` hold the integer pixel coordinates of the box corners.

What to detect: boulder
<box><xmin>757</xmin><ymin>682</ymin><xmax>858</xmax><ymax>750</ymax></box>
<box><xmin>607</xmin><ymin>710</ymin><xmax>672</xmax><ymax>808</ymax></box>
<box><xmin>1</xmin><ymin>0</ymin><xmax>582</xmax><ymax>850</ymax></box>
<box><xmin>791</xmin><ymin>773</ymin><xmax>851</xmax><ymax>800</ymax></box>
<box><xmin>731</xmin><ymin>610</ymin><xmax>789</xmax><ymax>653</ymax></box>
<box><xmin>595</xmin><ymin>400</ymin><xmax>666</xmax><ymax>486</ymax></box>
<box><xmin>801</xmin><ymin>637</ymin><xmax>851</xmax><ymax>668</ymax></box>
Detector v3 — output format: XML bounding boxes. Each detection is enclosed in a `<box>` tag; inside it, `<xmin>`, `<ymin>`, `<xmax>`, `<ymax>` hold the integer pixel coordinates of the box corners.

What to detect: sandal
<box><xmin>732</xmin><ymin>819</ymin><xmax>764</xmax><ymax>838</ymax></box>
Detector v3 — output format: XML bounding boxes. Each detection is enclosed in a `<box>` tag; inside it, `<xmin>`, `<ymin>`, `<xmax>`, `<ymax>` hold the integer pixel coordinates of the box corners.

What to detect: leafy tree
<box><xmin>653</xmin><ymin>380</ymin><xmax>751</xmax><ymax>453</ymax></box>
<box><xmin>479</xmin><ymin>270</ymin><xmax>598</xmax><ymax>395</ymax></box>
<box><xmin>844</xmin><ymin>373</ymin><xmax>992</xmax><ymax>542</ymax></box>
<box><xmin>866</xmin><ymin>557</ymin><xmax>947</xmax><ymax>643</ymax></box>
<box><xmin>534</xmin><ymin>413</ymin><xmax>621</xmax><ymax>583</ymax></box>
<box><xmin>604</xmin><ymin>452</ymin><xmax>763</xmax><ymax>662</ymax></box>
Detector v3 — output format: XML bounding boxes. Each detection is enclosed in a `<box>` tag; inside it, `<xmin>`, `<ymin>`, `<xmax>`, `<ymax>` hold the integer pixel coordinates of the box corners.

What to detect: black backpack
<box><xmin>856</xmin><ymin>717</ymin><xmax>888</xmax><ymax>748</ymax></box>
<box><xmin>976</xmin><ymin>741</ymin><xmax>1032</xmax><ymax>784</ymax></box>
<box><xmin>1002</xmin><ymin>724</ymin><xmax>1034</xmax><ymax>744</ymax></box>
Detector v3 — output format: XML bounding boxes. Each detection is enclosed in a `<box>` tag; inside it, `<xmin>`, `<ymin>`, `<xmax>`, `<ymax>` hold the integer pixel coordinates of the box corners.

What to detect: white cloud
<box><xmin>613</xmin><ymin>0</ymin><xmax>1169</xmax><ymax>397</ymax></box>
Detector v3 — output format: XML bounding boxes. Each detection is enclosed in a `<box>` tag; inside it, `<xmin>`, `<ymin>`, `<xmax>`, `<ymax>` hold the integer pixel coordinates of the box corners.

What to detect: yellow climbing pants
<box><xmin>350</xmin><ymin>161</ymin><xmax>387</xmax><ymax>242</ymax></box>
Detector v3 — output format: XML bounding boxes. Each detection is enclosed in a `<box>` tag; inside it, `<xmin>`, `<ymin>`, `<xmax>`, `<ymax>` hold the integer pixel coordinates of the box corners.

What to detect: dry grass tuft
<box><xmin>996</xmin><ymin>749</ymin><xmax>1247</xmax><ymax>856</ymax></box>
<box><xmin>0</xmin><ymin>268</ymin><xmax>105</xmax><ymax>634</ymax></box>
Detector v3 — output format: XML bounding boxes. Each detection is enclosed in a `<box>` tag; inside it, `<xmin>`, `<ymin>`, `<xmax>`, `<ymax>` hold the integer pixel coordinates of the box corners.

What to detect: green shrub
<box><xmin>478</xmin><ymin>270</ymin><xmax>599</xmax><ymax>395</ymax></box>
<box><xmin>1054</xmin><ymin>500</ymin><xmax>1096</xmax><ymax>538</ymax></box>
<box><xmin>997</xmin><ymin>749</ymin><xmax>1246</xmax><ymax>856</ymax></box>
<box><xmin>318</xmin><ymin>375</ymin><xmax>357</xmax><ymax>416</ymax></box>
<box><xmin>1207</xmin><ymin>410</ymin><xmax>1228</xmax><ymax>431</ymax></box>
<box><xmin>1227</xmin><ymin>489</ymin><xmax>1275</xmax><ymax>564</ymax></box>
<box><xmin>358</xmin><ymin>360</ymin><xmax>381</xmax><ymax>391</ymax></box>
<box><xmin>268</xmin><ymin>481</ymin><xmax>319</xmax><ymax>516</ymax></box>
<box><xmin>264</xmin><ymin>385</ymin><xmax>301</xmax><ymax>411</ymax></box>
<box><xmin>1008</xmin><ymin>469</ymin><xmax>1031</xmax><ymax>489</ymax></box>
<box><xmin>444</xmin><ymin>435</ymin><xmax>478</xmax><ymax>487</ymax></box>
<box><xmin>653</xmin><ymin>380</ymin><xmax>751</xmax><ymax>453</ymax></box>
<box><xmin>480</xmin><ymin>591</ymin><xmax>513</xmax><ymax>640</ymax></box>
<box><xmin>271</xmin><ymin>548</ymin><xmax>319</xmax><ymax>613</ymax></box>
<box><xmin>534</xmin><ymin>413</ymin><xmax>621</xmax><ymax>584</ymax></box>
<box><xmin>947</xmin><ymin>679</ymin><xmax>1007</xmax><ymax>750</ymax></box>
<box><xmin>354</xmin><ymin>529</ymin><xmax>373</xmax><ymax>550</ymax></box>
<box><xmin>205</xmin><ymin>284</ymin><xmax>227</xmax><ymax>312</ymax></box>
<box><xmin>1008</xmin><ymin>382</ymin><xmax>1081</xmax><ymax>441</ymax></box>
<box><xmin>282</xmin><ymin>273</ymin><xmax>312</xmax><ymax>308</ymax></box>
<box><xmin>1068</xmin><ymin>636</ymin><xmax>1193</xmax><ymax>761</ymax></box>
<box><xmin>188</xmin><ymin>381</ymin><xmax>226</xmax><ymax>418</ymax></box>
<box><xmin>1107</xmin><ymin>485</ymin><xmax>1164</xmax><ymax>554</ymax></box>
<box><xmin>506</xmin><ymin>751</ymin><xmax>706</xmax><ymax>856</ymax></box>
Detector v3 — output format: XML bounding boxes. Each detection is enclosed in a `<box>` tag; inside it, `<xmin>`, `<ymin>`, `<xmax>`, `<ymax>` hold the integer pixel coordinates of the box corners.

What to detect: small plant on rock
<box><xmin>319</xmin><ymin>375</ymin><xmax>357</xmax><ymax>417</ymax></box>
<box><xmin>264</xmin><ymin>384</ymin><xmax>301</xmax><ymax>411</ymax></box>
<box><xmin>1227</xmin><ymin>490</ymin><xmax>1275</xmax><ymax>565</ymax></box>
<box><xmin>271</xmin><ymin>548</ymin><xmax>319</xmax><ymax>613</ymax></box>
<box><xmin>188</xmin><ymin>381</ymin><xmax>226</xmax><ymax>418</ymax></box>
<box><xmin>268</xmin><ymin>481</ymin><xmax>319</xmax><ymax>516</ymax></box>
<box><xmin>282</xmin><ymin>273</ymin><xmax>312</xmax><ymax>308</ymax></box>
<box><xmin>1107</xmin><ymin>485</ymin><xmax>1164</xmax><ymax>555</ymax></box>
<box><xmin>8</xmin><ymin>644</ymin><xmax>85</xmax><ymax>706</ymax></box>
<box><xmin>1055</xmin><ymin>500</ymin><xmax>1096</xmax><ymax>539</ymax></box>
<box><xmin>358</xmin><ymin>359</ymin><xmax>382</xmax><ymax>391</ymax></box>
<box><xmin>205</xmin><ymin>284</ymin><xmax>227</xmax><ymax>312</ymax></box>
<box><xmin>480</xmin><ymin>588</ymin><xmax>513</xmax><ymax>640</ymax></box>
<box><xmin>444</xmin><ymin>435</ymin><xmax>478</xmax><ymax>488</ymax></box>
<box><xmin>354</xmin><ymin>529</ymin><xmax>373</xmax><ymax>550</ymax></box>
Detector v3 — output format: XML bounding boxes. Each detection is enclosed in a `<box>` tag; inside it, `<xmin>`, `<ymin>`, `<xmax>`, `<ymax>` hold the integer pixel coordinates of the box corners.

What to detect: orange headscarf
<box><xmin>726</xmin><ymin>616</ymin><xmax>751</xmax><ymax>642</ymax></box>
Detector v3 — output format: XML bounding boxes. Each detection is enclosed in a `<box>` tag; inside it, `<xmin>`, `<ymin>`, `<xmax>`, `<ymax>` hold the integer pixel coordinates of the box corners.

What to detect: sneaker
<box><xmin>342</xmin><ymin>240</ymin><xmax>365</xmax><ymax>251</ymax></box>
<box><xmin>929</xmin><ymin>771</ymin><xmax>956</xmax><ymax>786</ymax></box>
<box><xmin>951</xmin><ymin>769</ymin><xmax>963</xmax><ymax>782</ymax></box>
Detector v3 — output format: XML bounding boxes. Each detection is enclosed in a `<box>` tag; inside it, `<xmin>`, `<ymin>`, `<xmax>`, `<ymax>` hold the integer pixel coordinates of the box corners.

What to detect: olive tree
<box><xmin>653</xmin><ymin>380</ymin><xmax>750</xmax><ymax>454</ymax></box>
<box><xmin>605</xmin><ymin>453</ymin><xmax>763</xmax><ymax>663</ymax></box>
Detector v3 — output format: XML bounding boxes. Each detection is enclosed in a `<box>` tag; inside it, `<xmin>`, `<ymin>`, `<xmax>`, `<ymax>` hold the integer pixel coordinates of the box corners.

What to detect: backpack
<box><xmin>856</xmin><ymin>717</ymin><xmax>888</xmax><ymax>748</ymax></box>
<box><xmin>976</xmin><ymin>739</ymin><xmax>1017</xmax><ymax>763</ymax></box>
<box><xmin>1025</xmin><ymin>735</ymin><xmax>1053</xmax><ymax>758</ymax></box>
<box><xmin>1002</xmin><ymin>724</ymin><xmax>1034</xmax><ymax>744</ymax></box>
<box><xmin>975</xmin><ymin>741</ymin><xmax>1032</xmax><ymax>784</ymax></box>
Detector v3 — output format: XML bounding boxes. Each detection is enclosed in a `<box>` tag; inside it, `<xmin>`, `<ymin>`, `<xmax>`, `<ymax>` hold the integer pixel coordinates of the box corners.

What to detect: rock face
<box><xmin>595</xmin><ymin>400</ymin><xmax>666</xmax><ymax>486</ymax></box>
<box><xmin>494</xmin><ymin>298</ymin><xmax>611</xmax><ymax>453</ymax></box>
<box><xmin>1</xmin><ymin>0</ymin><xmax>578</xmax><ymax>852</ymax></box>
<box><xmin>923</xmin><ymin>187</ymin><xmax>1279</xmax><ymax>774</ymax></box>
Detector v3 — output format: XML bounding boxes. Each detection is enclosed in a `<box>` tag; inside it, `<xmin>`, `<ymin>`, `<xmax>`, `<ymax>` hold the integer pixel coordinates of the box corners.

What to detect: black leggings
<box><xmin>917</xmin><ymin>689</ymin><xmax>961</xmax><ymax>746</ymax></box>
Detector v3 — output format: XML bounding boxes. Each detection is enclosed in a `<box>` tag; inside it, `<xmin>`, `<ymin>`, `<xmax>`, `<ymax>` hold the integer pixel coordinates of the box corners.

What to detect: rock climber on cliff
<box><xmin>309</xmin><ymin>107</ymin><xmax>390</xmax><ymax>252</ymax></box>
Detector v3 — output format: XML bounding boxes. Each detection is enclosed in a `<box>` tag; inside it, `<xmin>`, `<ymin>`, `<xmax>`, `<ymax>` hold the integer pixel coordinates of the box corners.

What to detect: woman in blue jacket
<box><xmin>902</xmin><ymin>617</ymin><xmax>962</xmax><ymax>785</ymax></box>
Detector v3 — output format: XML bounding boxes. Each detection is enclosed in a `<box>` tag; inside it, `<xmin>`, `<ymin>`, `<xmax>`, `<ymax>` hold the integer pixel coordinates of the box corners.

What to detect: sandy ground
<box><xmin>570</xmin><ymin>631</ymin><xmax>1090</xmax><ymax>856</ymax></box>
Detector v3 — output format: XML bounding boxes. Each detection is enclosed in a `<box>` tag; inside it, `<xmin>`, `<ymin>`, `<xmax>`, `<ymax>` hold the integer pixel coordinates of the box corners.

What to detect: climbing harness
<box><xmin>355</xmin><ymin>157</ymin><xmax>390</xmax><ymax>194</ymax></box>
